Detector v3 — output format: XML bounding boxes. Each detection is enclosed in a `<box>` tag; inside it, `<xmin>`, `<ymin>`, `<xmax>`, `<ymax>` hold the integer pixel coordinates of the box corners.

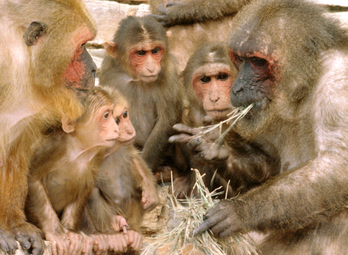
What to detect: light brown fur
<box><xmin>0</xmin><ymin>1</ymin><xmax>96</xmax><ymax>254</ymax></box>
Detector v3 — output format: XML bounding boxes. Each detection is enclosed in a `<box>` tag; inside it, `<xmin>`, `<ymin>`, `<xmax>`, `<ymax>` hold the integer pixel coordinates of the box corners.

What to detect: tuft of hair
<box><xmin>78</xmin><ymin>87</ymin><xmax>115</xmax><ymax>124</ymax></box>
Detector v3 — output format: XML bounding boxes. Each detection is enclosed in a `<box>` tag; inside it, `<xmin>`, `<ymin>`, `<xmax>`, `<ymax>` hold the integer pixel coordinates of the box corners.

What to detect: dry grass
<box><xmin>191</xmin><ymin>103</ymin><xmax>254</xmax><ymax>145</ymax></box>
<box><xmin>141</xmin><ymin>170</ymin><xmax>260</xmax><ymax>255</ymax></box>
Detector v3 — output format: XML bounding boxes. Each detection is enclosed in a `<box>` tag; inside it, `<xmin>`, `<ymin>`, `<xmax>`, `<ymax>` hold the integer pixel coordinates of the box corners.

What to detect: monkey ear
<box><xmin>61</xmin><ymin>116</ymin><xmax>75</xmax><ymax>134</ymax></box>
<box><xmin>104</xmin><ymin>42</ymin><xmax>118</xmax><ymax>58</ymax></box>
<box><xmin>23</xmin><ymin>21</ymin><xmax>48</xmax><ymax>46</ymax></box>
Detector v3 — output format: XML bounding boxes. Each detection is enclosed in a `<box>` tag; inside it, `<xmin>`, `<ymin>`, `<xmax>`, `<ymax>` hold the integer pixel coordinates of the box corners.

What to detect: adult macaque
<box><xmin>193</xmin><ymin>0</ymin><xmax>348</xmax><ymax>254</ymax></box>
<box><xmin>25</xmin><ymin>87</ymin><xmax>126</xmax><ymax>255</ymax></box>
<box><xmin>99</xmin><ymin>15</ymin><xmax>186</xmax><ymax>179</ymax></box>
<box><xmin>170</xmin><ymin>43</ymin><xmax>280</xmax><ymax>198</ymax></box>
<box><xmin>87</xmin><ymin>88</ymin><xmax>159</xmax><ymax>238</ymax></box>
<box><xmin>150</xmin><ymin>0</ymin><xmax>251</xmax><ymax>72</ymax></box>
<box><xmin>0</xmin><ymin>1</ymin><xmax>96</xmax><ymax>254</ymax></box>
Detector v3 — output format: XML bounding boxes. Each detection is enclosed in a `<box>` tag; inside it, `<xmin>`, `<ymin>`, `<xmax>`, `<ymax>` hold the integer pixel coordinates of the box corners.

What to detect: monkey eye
<box><xmin>115</xmin><ymin>118</ymin><xmax>120</xmax><ymax>125</ymax></box>
<box><xmin>250</xmin><ymin>57</ymin><xmax>267</xmax><ymax>66</ymax></box>
<box><xmin>137</xmin><ymin>50</ymin><xmax>146</xmax><ymax>56</ymax></box>
<box><xmin>217</xmin><ymin>73</ymin><xmax>228</xmax><ymax>80</ymax></box>
<box><xmin>103</xmin><ymin>112</ymin><xmax>109</xmax><ymax>119</ymax></box>
<box><xmin>152</xmin><ymin>47</ymin><xmax>160</xmax><ymax>54</ymax></box>
<box><xmin>123</xmin><ymin>111</ymin><xmax>128</xmax><ymax>118</ymax></box>
<box><xmin>200</xmin><ymin>76</ymin><xmax>211</xmax><ymax>83</ymax></box>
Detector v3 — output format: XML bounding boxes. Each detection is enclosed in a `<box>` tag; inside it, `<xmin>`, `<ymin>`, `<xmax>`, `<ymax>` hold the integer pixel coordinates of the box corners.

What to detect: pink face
<box><xmin>114</xmin><ymin>105</ymin><xmax>135</xmax><ymax>145</ymax></box>
<box><xmin>192</xmin><ymin>63</ymin><xmax>234</xmax><ymax>121</ymax></box>
<box><xmin>94</xmin><ymin>104</ymin><xmax>119</xmax><ymax>148</ymax></box>
<box><xmin>128</xmin><ymin>41</ymin><xmax>165</xmax><ymax>83</ymax></box>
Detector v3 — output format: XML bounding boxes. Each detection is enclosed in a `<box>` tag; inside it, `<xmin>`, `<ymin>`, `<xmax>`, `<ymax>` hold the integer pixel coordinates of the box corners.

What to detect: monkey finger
<box><xmin>29</xmin><ymin>237</ymin><xmax>46</xmax><ymax>255</ymax></box>
<box><xmin>173</xmin><ymin>123</ymin><xmax>203</xmax><ymax>135</ymax></box>
<box><xmin>187</xmin><ymin>137</ymin><xmax>204</xmax><ymax>151</ymax></box>
<box><xmin>204</xmin><ymin>143</ymin><xmax>230</xmax><ymax>161</ymax></box>
<box><xmin>51</xmin><ymin>241</ymin><xmax>57</xmax><ymax>255</ymax></box>
<box><xmin>92</xmin><ymin>239</ymin><xmax>101</xmax><ymax>255</ymax></box>
<box><xmin>202</xmin><ymin>115</ymin><xmax>213</xmax><ymax>125</ymax></box>
<box><xmin>191</xmin><ymin>215</ymin><xmax>218</xmax><ymax>237</ymax></box>
<box><xmin>169</xmin><ymin>134</ymin><xmax>193</xmax><ymax>144</ymax></box>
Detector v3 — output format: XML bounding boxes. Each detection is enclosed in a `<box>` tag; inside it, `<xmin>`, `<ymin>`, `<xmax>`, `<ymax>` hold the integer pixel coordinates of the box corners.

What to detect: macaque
<box><xmin>99</xmin><ymin>15</ymin><xmax>186</xmax><ymax>180</ymax></box>
<box><xmin>192</xmin><ymin>0</ymin><xmax>348</xmax><ymax>254</ymax></box>
<box><xmin>25</xmin><ymin>87</ymin><xmax>129</xmax><ymax>255</ymax></box>
<box><xmin>170</xmin><ymin>42</ymin><xmax>280</xmax><ymax>198</ymax></box>
<box><xmin>0</xmin><ymin>1</ymin><xmax>96</xmax><ymax>254</ymax></box>
<box><xmin>86</xmin><ymin>87</ymin><xmax>159</xmax><ymax>254</ymax></box>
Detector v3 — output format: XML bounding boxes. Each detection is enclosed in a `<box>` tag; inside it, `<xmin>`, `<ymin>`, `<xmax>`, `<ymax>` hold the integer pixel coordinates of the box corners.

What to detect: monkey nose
<box><xmin>209</xmin><ymin>95</ymin><xmax>220</xmax><ymax>103</ymax></box>
<box><xmin>147</xmin><ymin>67</ymin><xmax>154</xmax><ymax>73</ymax></box>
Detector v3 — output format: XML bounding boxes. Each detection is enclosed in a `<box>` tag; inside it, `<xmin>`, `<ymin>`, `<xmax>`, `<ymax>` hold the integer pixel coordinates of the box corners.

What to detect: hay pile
<box><xmin>141</xmin><ymin>170</ymin><xmax>260</xmax><ymax>255</ymax></box>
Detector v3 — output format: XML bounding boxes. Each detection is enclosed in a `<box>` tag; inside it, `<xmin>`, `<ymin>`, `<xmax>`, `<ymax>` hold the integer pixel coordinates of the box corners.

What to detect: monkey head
<box><xmin>184</xmin><ymin>43</ymin><xmax>237</xmax><ymax>121</ymax></box>
<box><xmin>23</xmin><ymin>6</ymin><xmax>97</xmax><ymax>97</ymax></box>
<box><xmin>104</xmin><ymin>15</ymin><xmax>168</xmax><ymax>83</ymax></box>
<box><xmin>63</xmin><ymin>87</ymin><xmax>120</xmax><ymax>149</ymax></box>
<box><xmin>227</xmin><ymin>0</ymin><xmax>332</xmax><ymax>136</ymax></box>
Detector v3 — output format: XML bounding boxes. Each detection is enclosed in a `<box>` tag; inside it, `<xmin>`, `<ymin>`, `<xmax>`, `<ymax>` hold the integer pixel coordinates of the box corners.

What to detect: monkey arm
<box><xmin>193</xmin><ymin>153</ymin><xmax>348</xmax><ymax>238</ymax></box>
<box><xmin>131</xmin><ymin>149</ymin><xmax>159</xmax><ymax>212</ymax></box>
<box><xmin>141</xmin><ymin>75</ymin><xmax>183</xmax><ymax>171</ymax></box>
<box><xmin>152</xmin><ymin>0</ymin><xmax>250</xmax><ymax>26</ymax></box>
<box><xmin>61</xmin><ymin>190</ymin><xmax>92</xmax><ymax>231</ymax></box>
<box><xmin>26</xmin><ymin>179</ymin><xmax>65</xmax><ymax>236</ymax></box>
<box><xmin>85</xmin><ymin>187</ymin><xmax>118</xmax><ymax>233</ymax></box>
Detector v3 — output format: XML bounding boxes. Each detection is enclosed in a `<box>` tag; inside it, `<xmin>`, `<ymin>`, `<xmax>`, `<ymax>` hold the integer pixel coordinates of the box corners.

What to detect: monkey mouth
<box><xmin>140</xmin><ymin>75</ymin><xmax>158</xmax><ymax>83</ymax></box>
<box><xmin>206</xmin><ymin>109</ymin><xmax>231</xmax><ymax>120</ymax></box>
<box><xmin>118</xmin><ymin>136</ymin><xmax>135</xmax><ymax>146</ymax></box>
<box><xmin>106</xmin><ymin>139</ymin><xmax>118</xmax><ymax>146</ymax></box>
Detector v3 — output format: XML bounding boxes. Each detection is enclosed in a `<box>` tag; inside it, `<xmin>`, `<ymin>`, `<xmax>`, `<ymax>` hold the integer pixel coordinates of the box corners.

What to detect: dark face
<box><xmin>229</xmin><ymin>50</ymin><xmax>275</xmax><ymax>109</ymax></box>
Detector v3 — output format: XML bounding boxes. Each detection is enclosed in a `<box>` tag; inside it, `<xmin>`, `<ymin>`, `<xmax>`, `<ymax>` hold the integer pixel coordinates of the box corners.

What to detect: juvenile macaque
<box><xmin>99</xmin><ymin>15</ymin><xmax>186</xmax><ymax>180</ymax></box>
<box><xmin>26</xmin><ymin>87</ymin><xmax>129</xmax><ymax>255</ymax></box>
<box><xmin>86</xmin><ymin>88</ymin><xmax>159</xmax><ymax>254</ymax></box>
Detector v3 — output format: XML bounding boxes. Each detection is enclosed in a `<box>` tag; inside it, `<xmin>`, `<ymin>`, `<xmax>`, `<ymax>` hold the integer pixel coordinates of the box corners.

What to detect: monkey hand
<box><xmin>192</xmin><ymin>200</ymin><xmax>245</xmax><ymax>239</ymax></box>
<box><xmin>106</xmin><ymin>232</ymin><xmax>128</xmax><ymax>253</ymax></box>
<box><xmin>66</xmin><ymin>230</ymin><xmax>87</xmax><ymax>255</ymax></box>
<box><xmin>79</xmin><ymin>232</ymin><xmax>94</xmax><ymax>255</ymax></box>
<box><xmin>45</xmin><ymin>229</ymin><xmax>70</xmax><ymax>255</ymax></box>
<box><xmin>170</xmin><ymin>123</ymin><xmax>230</xmax><ymax>162</ymax></box>
<box><xmin>171</xmin><ymin>174</ymin><xmax>196</xmax><ymax>199</ymax></box>
<box><xmin>90</xmin><ymin>233</ymin><xmax>108</xmax><ymax>255</ymax></box>
<box><xmin>151</xmin><ymin>2</ymin><xmax>186</xmax><ymax>27</ymax></box>
<box><xmin>111</xmin><ymin>215</ymin><xmax>128</xmax><ymax>233</ymax></box>
<box><xmin>0</xmin><ymin>229</ymin><xmax>18</xmax><ymax>255</ymax></box>
<box><xmin>141</xmin><ymin>184</ymin><xmax>159</xmax><ymax>212</ymax></box>
<box><xmin>12</xmin><ymin>223</ymin><xmax>45</xmax><ymax>255</ymax></box>
<box><xmin>125</xmin><ymin>230</ymin><xmax>143</xmax><ymax>251</ymax></box>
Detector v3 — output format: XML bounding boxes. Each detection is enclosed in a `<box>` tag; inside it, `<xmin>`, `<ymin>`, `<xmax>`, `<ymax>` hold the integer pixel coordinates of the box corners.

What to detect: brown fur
<box><xmin>26</xmin><ymin>87</ymin><xmax>119</xmax><ymax>255</ymax></box>
<box><xmin>0</xmin><ymin>1</ymin><xmax>96</xmax><ymax>254</ymax></box>
<box><xmin>86</xmin><ymin>87</ymin><xmax>158</xmax><ymax>255</ymax></box>
<box><xmin>150</xmin><ymin>0</ymin><xmax>250</xmax><ymax>72</ymax></box>
<box><xmin>87</xmin><ymin>87</ymin><xmax>159</xmax><ymax>232</ymax></box>
<box><xmin>99</xmin><ymin>15</ymin><xmax>186</xmax><ymax>177</ymax></box>
<box><xmin>89</xmin><ymin>145</ymin><xmax>159</xmax><ymax>234</ymax></box>
<box><xmin>194</xmin><ymin>0</ymin><xmax>348</xmax><ymax>254</ymax></box>
<box><xmin>171</xmin><ymin>43</ymin><xmax>280</xmax><ymax>198</ymax></box>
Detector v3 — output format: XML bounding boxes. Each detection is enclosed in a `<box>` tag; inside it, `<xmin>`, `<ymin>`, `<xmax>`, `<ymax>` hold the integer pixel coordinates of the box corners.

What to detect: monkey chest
<box><xmin>129</xmin><ymin>100</ymin><xmax>157</xmax><ymax>146</ymax></box>
<box><xmin>44</xmin><ymin>169</ymin><xmax>95</xmax><ymax>212</ymax></box>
